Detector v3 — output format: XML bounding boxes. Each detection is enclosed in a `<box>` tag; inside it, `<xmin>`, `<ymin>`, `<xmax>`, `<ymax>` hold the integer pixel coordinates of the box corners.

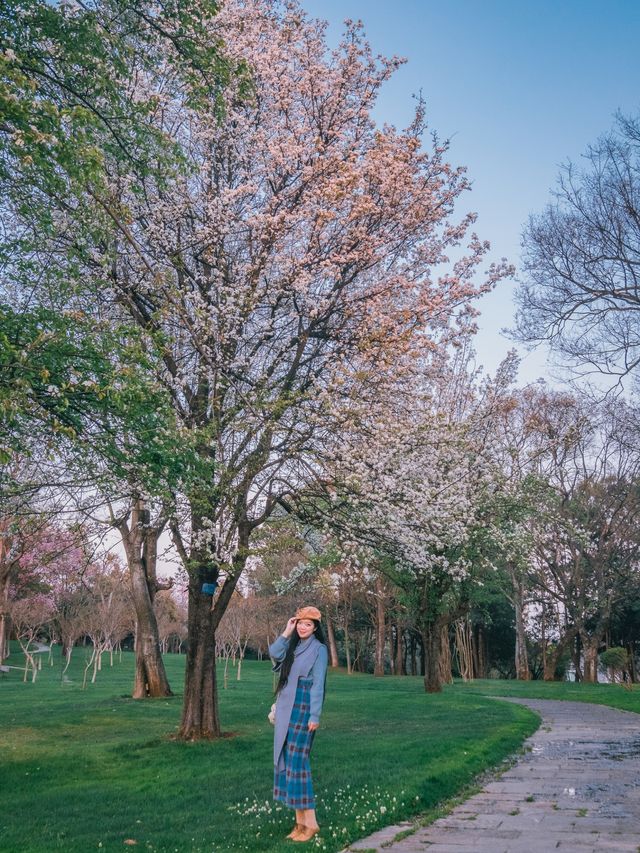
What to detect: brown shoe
<box><xmin>286</xmin><ymin>824</ymin><xmax>304</xmax><ymax>840</ymax></box>
<box><xmin>292</xmin><ymin>825</ymin><xmax>320</xmax><ymax>843</ymax></box>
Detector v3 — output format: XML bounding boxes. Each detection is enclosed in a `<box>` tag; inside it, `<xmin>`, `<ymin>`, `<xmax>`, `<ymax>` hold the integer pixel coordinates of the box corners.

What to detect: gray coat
<box><xmin>269</xmin><ymin>635</ymin><xmax>326</xmax><ymax>768</ymax></box>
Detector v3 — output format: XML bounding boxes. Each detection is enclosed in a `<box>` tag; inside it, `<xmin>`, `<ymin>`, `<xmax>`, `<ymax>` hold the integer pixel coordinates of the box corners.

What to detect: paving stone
<box><xmin>345</xmin><ymin>698</ymin><xmax>640</xmax><ymax>853</ymax></box>
<box><xmin>593</xmin><ymin>836</ymin><xmax>640</xmax><ymax>850</ymax></box>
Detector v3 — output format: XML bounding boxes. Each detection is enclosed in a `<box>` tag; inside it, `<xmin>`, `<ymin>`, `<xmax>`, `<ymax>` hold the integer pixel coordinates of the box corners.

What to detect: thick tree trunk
<box><xmin>178</xmin><ymin>540</ymin><xmax>246</xmax><ymax>740</ymax></box>
<box><xmin>421</xmin><ymin>622</ymin><xmax>443</xmax><ymax>693</ymax></box>
<box><xmin>373</xmin><ymin>579</ymin><xmax>386</xmax><ymax>676</ymax></box>
<box><xmin>394</xmin><ymin>623</ymin><xmax>406</xmax><ymax>675</ymax></box>
<box><xmin>0</xmin><ymin>569</ymin><xmax>11</xmax><ymax>663</ymax></box>
<box><xmin>119</xmin><ymin>501</ymin><xmax>172</xmax><ymax>699</ymax></box>
<box><xmin>325</xmin><ymin>612</ymin><xmax>340</xmax><ymax>668</ymax></box>
<box><xmin>344</xmin><ymin>617</ymin><xmax>352</xmax><ymax>674</ymax></box>
<box><xmin>511</xmin><ymin>570</ymin><xmax>530</xmax><ymax>680</ymax></box>
<box><xmin>473</xmin><ymin>624</ymin><xmax>487</xmax><ymax>678</ymax></box>
<box><xmin>438</xmin><ymin>622</ymin><xmax>452</xmax><ymax>685</ymax></box>
<box><xmin>582</xmin><ymin>639</ymin><xmax>600</xmax><ymax>683</ymax></box>
<box><xmin>455</xmin><ymin>618</ymin><xmax>473</xmax><ymax>681</ymax></box>
<box><xmin>180</xmin><ymin>585</ymin><xmax>220</xmax><ymax>738</ymax></box>
<box><xmin>409</xmin><ymin>632</ymin><xmax>418</xmax><ymax>676</ymax></box>
<box><xmin>572</xmin><ymin>633</ymin><xmax>583</xmax><ymax>682</ymax></box>
<box><xmin>542</xmin><ymin>649</ymin><xmax>559</xmax><ymax>681</ymax></box>
<box><xmin>543</xmin><ymin>628</ymin><xmax>575</xmax><ymax>681</ymax></box>
<box><xmin>627</xmin><ymin>643</ymin><xmax>637</xmax><ymax>683</ymax></box>
<box><xmin>131</xmin><ymin>566</ymin><xmax>172</xmax><ymax>698</ymax></box>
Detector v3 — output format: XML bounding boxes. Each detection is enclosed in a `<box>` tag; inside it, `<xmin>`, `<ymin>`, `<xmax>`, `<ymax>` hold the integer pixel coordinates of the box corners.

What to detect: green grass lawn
<box><xmin>456</xmin><ymin>676</ymin><xmax>640</xmax><ymax>714</ymax></box>
<box><xmin>0</xmin><ymin>648</ymin><xmax>538</xmax><ymax>853</ymax></box>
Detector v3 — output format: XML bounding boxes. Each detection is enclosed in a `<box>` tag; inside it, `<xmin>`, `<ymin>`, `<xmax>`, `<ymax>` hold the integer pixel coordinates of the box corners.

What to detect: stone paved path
<box><xmin>347</xmin><ymin>698</ymin><xmax>640</xmax><ymax>853</ymax></box>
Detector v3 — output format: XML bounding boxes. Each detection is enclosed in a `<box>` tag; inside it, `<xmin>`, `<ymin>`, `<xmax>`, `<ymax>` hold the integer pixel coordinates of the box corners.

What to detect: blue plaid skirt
<box><xmin>273</xmin><ymin>677</ymin><xmax>316</xmax><ymax>809</ymax></box>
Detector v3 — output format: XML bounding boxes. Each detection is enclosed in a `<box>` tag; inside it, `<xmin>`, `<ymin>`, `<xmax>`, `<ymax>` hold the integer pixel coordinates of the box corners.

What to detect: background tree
<box><xmin>609</xmin><ymin>568</ymin><xmax>640</xmax><ymax>682</ymax></box>
<box><xmin>521</xmin><ymin>393</ymin><xmax>640</xmax><ymax>681</ymax></box>
<box><xmin>485</xmin><ymin>381</ymin><xmax>562</xmax><ymax>681</ymax></box>
<box><xmin>154</xmin><ymin>589</ymin><xmax>187</xmax><ymax>654</ymax></box>
<box><xmin>321</xmin><ymin>350</ymin><xmax>510</xmax><ymax>692</ymax></box>
<box><xmin>216</xmin><ymin>591</ymin><xmax>257</xmax><ymax>682</ymax></box>
<box><xmin>27</xmin><ymin>524</ymin><xmax>89</xmax><ymax>672</ymax></box>
<box><xmin>515</xmin><ymin>112</ymin><xmax>640</xmax><ymax>385</ymax></box>
<box><xmin>110</xmin><ymin>498</ymin><xmax>174</xmax><ymax>697</ymax></box>
<box><xmin>80</xmin><ymin>556</ymin><xmax>133</xmax><ymax>686</ymax></box>
<box><xmin>4</xmin><ymin>520</ymin><xmax>86</xmax><ymax>680</ymax></box>
<box><xmin>1</xmin><ymin>514</ymin><xmax>81</xmax><ymax>661</ymax></box>
<box><xmin>8</xmin><ymin>594</ymin><xmax>52</xmax><ymax>682</ymax></box>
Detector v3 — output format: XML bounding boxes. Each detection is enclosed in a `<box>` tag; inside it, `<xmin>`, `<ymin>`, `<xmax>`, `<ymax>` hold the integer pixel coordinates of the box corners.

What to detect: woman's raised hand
<box><xmin>283</xmin><ymin>616</ymin><xmax>298</xmax><ymax>638</ymax></box>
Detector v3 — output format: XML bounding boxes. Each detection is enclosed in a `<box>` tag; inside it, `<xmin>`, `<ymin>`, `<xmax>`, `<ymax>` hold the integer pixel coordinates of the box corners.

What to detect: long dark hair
<box><xmin>275</xmin><ymin>620</ymin><xmax>326</xmax><ymax>695</ymax></box>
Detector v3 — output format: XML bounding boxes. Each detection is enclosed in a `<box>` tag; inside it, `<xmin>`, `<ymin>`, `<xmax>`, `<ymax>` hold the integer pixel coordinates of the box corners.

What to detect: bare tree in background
<box><xmin>155</xmin><ymin>590</ymin><xmax>187</xmax><ymax>654</ymax></box>
<box><xmin>81</xmin><ymin>559</ymin><xmax>134</xmax><ymax>686</ymax></box>
<box><xmin>515</xmin><ymin>113</ymin><xmax>640</xmax><ymax>385</ymax></box>
<box><xmin>9</xmin><ymin>595</ymin><xmax>53</xmax><ymax>682</ymax></box>
<box><xmin>216</xmin><ymin>593</ymin><xmax>257</xmax><ymax>683</ymax></box>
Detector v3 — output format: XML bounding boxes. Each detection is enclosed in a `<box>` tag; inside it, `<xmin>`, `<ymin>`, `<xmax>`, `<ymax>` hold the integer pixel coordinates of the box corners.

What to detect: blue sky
<box><xmin>302</xmin><ymin>0</ymin><xmax>640</xmax><ymax>384</ymax></box>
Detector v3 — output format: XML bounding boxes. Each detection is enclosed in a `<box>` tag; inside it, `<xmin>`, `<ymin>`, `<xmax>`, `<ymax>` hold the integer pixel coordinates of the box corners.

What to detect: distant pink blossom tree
<box><xmin>3</xmin><ymin>520</ymin><xmax>87</xmax><ymax>670</ymax></box>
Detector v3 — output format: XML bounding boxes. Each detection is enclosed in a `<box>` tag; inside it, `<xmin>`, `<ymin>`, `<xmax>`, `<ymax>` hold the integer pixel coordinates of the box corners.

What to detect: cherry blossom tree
<box><xmin>1</xmin><ymin>0</ymin><xmax>229</xmax><ymax>709</ymax></box>
<box><xmin>0</xmin><ymin>456</ymin><xmax>44</xmax><ymax>663</ymax></box>
<box><xmin>2</xmin><ymin>513</ymin><xmax>86</xmax><ymax>664</ymax></box>
<box><xmin>481</xmin><ymin>382</ymin><xmax>554</xmax><ymax>681</ymax></box>
<box><xmin>28</xmin><ymin>525</ymin><xmax>90</xmax><ymax>672</ymax></box>
<box><xmin>316</xmin><ymin>349</ymin><xmax>518</xmax><ymax>692</ymax></box>
<box><xmin>5</xmin><ymin>0</ymin><xmax>507</xmax><ymax>735</ymax></box>
<box><xmin>103</xmin><ymin>0</ymin><xmax>506</xmax><ymax>731</ymax></box>
<box><xmin>3</xmin><ymin>518</ymin><xmax>88</xmax><ymax>679</ymax></box>
<box><xmin>55</xmin><ymin>584</ymin><xmax>93</xmax><ymax>675</ymax></box>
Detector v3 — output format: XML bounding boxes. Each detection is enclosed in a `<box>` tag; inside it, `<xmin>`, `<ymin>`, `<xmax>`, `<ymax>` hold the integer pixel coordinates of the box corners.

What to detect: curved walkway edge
<box><xmin>346</xmin><ymin>698</ymin><xmax>640</xmax><ymax>853</ymax></box>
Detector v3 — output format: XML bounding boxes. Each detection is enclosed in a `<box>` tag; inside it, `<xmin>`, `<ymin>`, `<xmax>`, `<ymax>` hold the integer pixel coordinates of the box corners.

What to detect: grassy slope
<box><xmin>456</xmin><ymin>677</ymin><xmax>640</xmax><ymax>714</ymax></box>
<box><xmin>0</xmin><ymin>650</ymin><xmax>537</xmax><ymax>853</ymax></box>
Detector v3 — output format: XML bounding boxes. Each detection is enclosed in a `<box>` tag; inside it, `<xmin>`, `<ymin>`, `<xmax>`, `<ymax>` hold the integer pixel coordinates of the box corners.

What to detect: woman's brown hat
<box><xmin>295</xmin><ymin>606</ymin><xmax>322</xmax><ymax>622</ymax></box>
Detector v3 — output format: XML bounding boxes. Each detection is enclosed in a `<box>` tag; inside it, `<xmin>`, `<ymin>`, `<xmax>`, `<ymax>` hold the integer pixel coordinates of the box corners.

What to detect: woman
<box><xmin>269</xmin><ymin>605</ymin><xmax>328</xmax><ymax>843</ymax></box>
